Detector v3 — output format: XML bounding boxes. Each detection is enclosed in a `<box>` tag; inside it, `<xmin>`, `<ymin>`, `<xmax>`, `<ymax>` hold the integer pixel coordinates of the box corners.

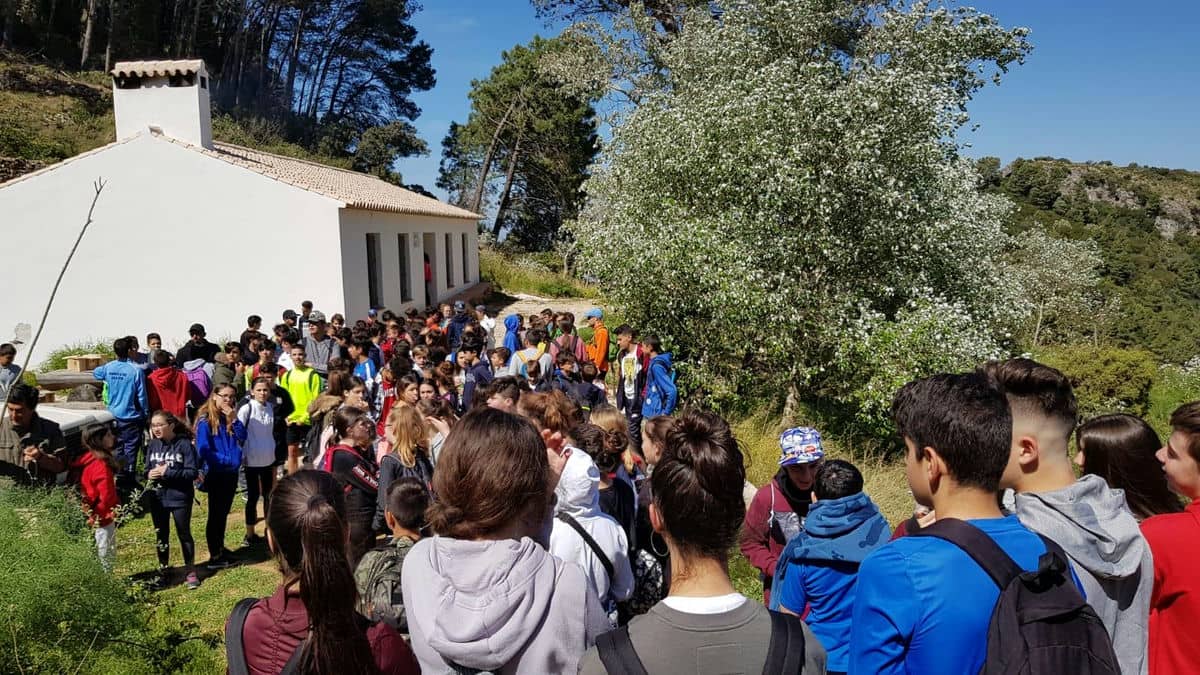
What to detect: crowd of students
<box><xmin>3</xmin><ymin>298</ymin><xmax>1200</xmax><ymax>674</ymax></box>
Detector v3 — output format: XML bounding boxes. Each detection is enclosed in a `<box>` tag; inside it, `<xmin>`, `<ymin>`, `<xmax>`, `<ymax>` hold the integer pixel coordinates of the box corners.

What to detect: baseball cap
<box><xmin>188</xmin><ymin>323</ymin><xmax>205</xmax><ymax>336</ymax></box>
<box><xmin>778</xmin><ymin>427</ymin><xmax>824</xmax><ymax>466</ymax></box>
<box><xmin>367</xmin><ymin>308</ymin><xmax>378</xmax><ymax>318</ymax></box>
<box><xmin>584</xmin><ymin>308</ymin><xmax>603</xmax><ymax>319</ymax></box>
<box><xmin>475</xmin><ymin>304</ymin><xmax>487</xmax><ymax>313</ymax></box>
<box><xmin>453</xmin><ymin>300</ymin><xmax>466</xmax><ymax>313</ymax></box>
<box><xmin>282</xmin><ymin>309</ymin><xmax>298</xmax><ymax>320</ymax></box>
<box><xmin>308</xmin><ymin>310</ymin><xmax>326</xmax><ymax>324</ymax></box>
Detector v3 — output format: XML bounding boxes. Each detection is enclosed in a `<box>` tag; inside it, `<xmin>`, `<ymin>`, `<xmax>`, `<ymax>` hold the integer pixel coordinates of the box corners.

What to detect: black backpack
<box><xmin>596</xmin><ymin>609</ymin><xmax>808</xmax><ymax>674</ymax></box>
<box><xmin>910</xmin><ymin>518</ymin><xmax>1119</xmax><ymax>675</ymax></box>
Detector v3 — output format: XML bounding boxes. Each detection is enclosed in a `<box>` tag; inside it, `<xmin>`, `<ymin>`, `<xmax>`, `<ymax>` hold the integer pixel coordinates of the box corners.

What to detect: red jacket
<box><xmin>232</xmin><ymin>584</ymin><xmax>417</xmax><ymax>675</ymax></box>
<box><xmin>71</xmin><ymin>451</ymin><xmax>117</xmax><ymax>527</ymax></box>
<box><xmin>1142</xmin><ymin>501</ymin><xmax>1200</xmax><ymax>675</ymax></box>
<box><xmin>147</xmin><ymin>366</ymin><xmax>189</xmax><ymax>418</ymax></box>
<box><xmin>739</xmin><ymin>475</ymin><xmax>807</xmax><ymax>604</ymax></box>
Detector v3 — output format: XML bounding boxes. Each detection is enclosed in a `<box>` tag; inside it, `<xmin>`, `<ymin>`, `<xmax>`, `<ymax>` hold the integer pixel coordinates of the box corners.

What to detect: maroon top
<box><xmin>231</xmin><ymin>584</ymin><xmax>418</xmax><ymax>675</ymax></box>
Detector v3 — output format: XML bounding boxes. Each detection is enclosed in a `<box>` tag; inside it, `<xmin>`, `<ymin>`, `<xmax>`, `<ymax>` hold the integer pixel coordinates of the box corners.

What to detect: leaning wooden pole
<box><xmin>1</xmin><ymin>179</ymin><xmax>105</xmax><ymax>420</ymax></box>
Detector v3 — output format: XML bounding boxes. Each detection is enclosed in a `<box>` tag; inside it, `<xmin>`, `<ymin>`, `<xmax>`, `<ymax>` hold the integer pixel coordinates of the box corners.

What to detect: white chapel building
<box><xmin>0</xmin><ymin>59</ymin><xmax>482</xmax><ymax>361</ymax></box>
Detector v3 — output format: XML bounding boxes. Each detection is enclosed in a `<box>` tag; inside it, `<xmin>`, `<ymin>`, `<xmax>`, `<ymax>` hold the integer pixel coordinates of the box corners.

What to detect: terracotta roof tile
<box><xmin>111</xmin><ymin>60</ymin><xmax>206</xmax><ymax>77</ymax></box>
<box><xmin>205</xmin><ymin>141</ymin><xmax>481</xmax><ymax>220</ymax></box>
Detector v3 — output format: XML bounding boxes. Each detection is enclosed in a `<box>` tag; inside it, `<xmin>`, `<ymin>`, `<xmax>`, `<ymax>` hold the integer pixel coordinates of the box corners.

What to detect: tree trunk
<box><xmin>492</xmin><ymin>132</ymin><xmax>523</xmax><ymax>239</ymax></box>
<box><xmin>103</xmin><ymin>0</ymin><xmax>117</xmax><ymax>71</ymax></box>
<box><xmin>2</xmin><ymin>0</ymin><xmax>18</xmax><ymax>48</ymax></box>
<box><xmin>1032</xmin><ymin>303</ymin><xmax>1044</xmax><ymax>348</ymax></box>
<box><xmin>186</xmin><ymin>0</ymin><xmax>202</xmax><ymax>55</ymax></box>
<box><xmin>469</xmin><ymin>97</ymin><xmax>517</xmax><ymax>214</ymax></box>
<box><xmin>283</xmin><ymin>7</ymin><xmax>306</xmax><ymax>113</ymax></box>
<box><xmin>781</xmin><ymin>380</ymin><xmax>802</xmax><ymax>427</ymax></box>
<box><xmin>79</xmin><ymin>0</ymin><xmax>98</xmax><ymax>68</ymax></box>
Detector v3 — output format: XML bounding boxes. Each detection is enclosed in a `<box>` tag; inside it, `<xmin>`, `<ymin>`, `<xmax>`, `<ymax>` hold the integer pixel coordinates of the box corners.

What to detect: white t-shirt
<box><xmin>236</xmin><ymin>399</ymin><xmax>276</xmax><ymax>467</ymax></box>
<box><xmin>662</xmin><ymin>593</ymin><xmax>748</xmax><ymax>615</ymax></box>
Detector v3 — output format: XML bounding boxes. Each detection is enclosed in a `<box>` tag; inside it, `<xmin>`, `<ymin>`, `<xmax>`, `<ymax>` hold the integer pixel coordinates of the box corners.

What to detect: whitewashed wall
<box><xmin>0</xmin><ymin>134</ymin><xmax>343</xmax><ymax>364</ymax></box>
<box><xmin>338</xmin><ymin>209</ymin><xmax>480</xmax><ymax>319</ymax></box>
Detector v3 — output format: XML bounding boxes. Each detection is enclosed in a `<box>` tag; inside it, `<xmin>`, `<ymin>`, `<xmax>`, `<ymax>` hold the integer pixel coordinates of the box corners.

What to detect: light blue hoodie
<box><xmin>502</xmin><ymin>314</ymin><xmax>522</xmax><ymax>354</ymax></box>
<box><xmin>93</xmin><ymin>358</ymin><xmax>149</xmax><ymax>421</ymax></box>
<box><xmin>771</xmin><ymin>491</ymin><xmax>890</xmax><ymax>671</ymax></box>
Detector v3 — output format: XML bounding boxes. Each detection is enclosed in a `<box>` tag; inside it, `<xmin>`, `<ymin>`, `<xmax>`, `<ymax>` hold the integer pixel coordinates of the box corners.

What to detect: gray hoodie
<box><xmin>1014</xmin><ymin>474</ymin><xmax>1153</xmax><ymax>675</ymax></box>
<box><xmin>401</xmin><ymin>535</ymin><xmax>610</xmax><ymax>674</ymax></box>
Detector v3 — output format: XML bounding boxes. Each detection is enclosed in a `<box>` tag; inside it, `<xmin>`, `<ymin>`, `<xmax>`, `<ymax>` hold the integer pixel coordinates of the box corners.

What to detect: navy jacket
<box><xmin>145</xmin><ymin>435</ymin><xmax>199</xmax><ymax>508</ymax></box>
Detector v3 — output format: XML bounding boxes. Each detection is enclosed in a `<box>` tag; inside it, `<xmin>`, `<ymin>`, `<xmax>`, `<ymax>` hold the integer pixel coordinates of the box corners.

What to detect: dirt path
<box><xmin>488</xmin><ymin>293</ymin><xmax>602</xmax><ymax>346</ymax></box>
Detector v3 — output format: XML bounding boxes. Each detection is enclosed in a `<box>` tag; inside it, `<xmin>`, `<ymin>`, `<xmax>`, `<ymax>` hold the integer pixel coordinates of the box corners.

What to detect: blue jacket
<box><xmin>446</xmin><ymin>313</ymin><xmax>471</xmax><ymax>351</ymax></box>
<box><xmin>93</xmin><ymin>358</ymin><xmax>149</xmax><ymax>421</ymax></box>
<box><xmin>640</xmin><ymin>352</ymin><xmax>677</xmax><ymax>418</ymax></box>
<box><xmin>771</xmin><ymin>491</ymin><xmax>890</xmax><ymax>671</ymax></box>
<box><xmin>502</xmin><ymin>314</ymin><xmax>521</xmax><ymax>354</ymax></box>
<box><xmin>195</xmin><ymin>414</ymin><xmax>246</xmax><ymax>475</ymax></box>
<box><xmin>461</xmin><ymin>360</ymin><xmax>494</xmax><ymax>411</ymax></box>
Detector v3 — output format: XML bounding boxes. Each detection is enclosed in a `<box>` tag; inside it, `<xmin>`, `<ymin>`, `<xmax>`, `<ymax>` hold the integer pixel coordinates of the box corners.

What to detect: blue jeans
<box><xmin>114</xmin><ymin>418</ymin><xmax>145</xmax><ymax>484</ymax></box>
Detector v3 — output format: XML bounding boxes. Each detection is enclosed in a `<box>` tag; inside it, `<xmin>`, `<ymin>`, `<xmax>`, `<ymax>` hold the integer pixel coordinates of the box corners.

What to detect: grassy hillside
<box><xmin>0</xmin><ymin>54</ymin><xmax>351</xmax><ymax>183</ymax></box>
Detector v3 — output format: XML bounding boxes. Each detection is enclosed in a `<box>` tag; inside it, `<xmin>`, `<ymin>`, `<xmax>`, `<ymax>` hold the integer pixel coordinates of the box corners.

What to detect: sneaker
<box><xmin>242</xmin><ymin>533</ymin><xmax>265</xmax><ymax>547</ymax></box>
<box><xmin>205</xmin><ymin>556</ymin><xmax>232</xmax><ymax>570</ymax></box>
<box><xmin>185</xmin><ymin>572</ymin><xmax>200</xmax><ymax>590</ymax></box>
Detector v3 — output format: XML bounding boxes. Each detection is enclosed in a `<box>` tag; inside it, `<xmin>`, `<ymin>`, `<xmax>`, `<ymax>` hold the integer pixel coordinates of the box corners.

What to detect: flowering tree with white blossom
<box><xmin>569</xmin><ymin>0</ymin><xmax>1034</xmax><ymax>422</ymax></box>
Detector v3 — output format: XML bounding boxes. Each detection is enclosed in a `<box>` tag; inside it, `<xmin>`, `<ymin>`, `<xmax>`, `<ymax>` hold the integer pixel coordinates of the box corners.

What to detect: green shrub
<box><xmin>0</xmin><ymin>487</ymin><xmax>219</xmax><ymax>673</ymax></box>
<box><xmin>38</xmin><ymin>340</ymin><xmax>116</xmax><ymax>373</ymax></box>
<box><xmin>480</xmin><ymin>247</ymin><xmax>597</xmax><ymax>299</ymax></box>
<box><xmin>1147</xmin><ymin>365</ymin><xmax>1200</xmax><ymax>437</ymax></box>
<box><xmin>1037</xmin><ymin>344</ymin><xmax>1158</xmax><ymax>416</ymax></box>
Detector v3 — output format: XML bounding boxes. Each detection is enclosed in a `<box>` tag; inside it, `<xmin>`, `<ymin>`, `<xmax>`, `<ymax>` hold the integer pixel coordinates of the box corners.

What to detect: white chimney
<box><xmin>111</xmin><ymin>60</ymin><xmax>212</xmax><ymax>148</ymax></box>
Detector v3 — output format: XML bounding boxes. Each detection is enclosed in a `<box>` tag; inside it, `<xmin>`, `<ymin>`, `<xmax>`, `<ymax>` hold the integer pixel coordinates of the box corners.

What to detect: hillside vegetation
<box><xmin>988</xmin><ymin>156</ymin><xmax>1200</xmax><ymax>362</ymax></box>
<box><xmin>0</xmin><ymin>55</ymin><xmax>350</xmax><ymax>183</ymax></box>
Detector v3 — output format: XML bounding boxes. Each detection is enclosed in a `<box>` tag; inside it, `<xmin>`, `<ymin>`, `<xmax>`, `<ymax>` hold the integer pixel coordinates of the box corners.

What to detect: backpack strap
<box><xmin>908</xmin><ymin>518</ymin><xmax>1024</xmax><ymax>590</ymax></box>
<box><xmin>763</xmin><ymin>610</ymin><xmax>808</xmax><ymax>675</ymax></box>
<box><xmin>596</xmin><ymin>626</ymin><xmax>649</xmax><ymax>675</ymax></box>
<box><xmin>225</xmin><ymin>597</ymin><xmax>259</xmax><ymax>675</ymax></box>
<box><xmin>556</xmin><ymin>512</ymin><xmax>615</xmax><ymax>581</ymax></box>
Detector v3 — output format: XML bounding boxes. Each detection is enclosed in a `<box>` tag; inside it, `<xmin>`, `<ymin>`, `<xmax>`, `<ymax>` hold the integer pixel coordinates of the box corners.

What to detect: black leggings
<box><xmin>205</xmin><ymin>471</ymin><xmax>238</xmax><ymax>558</ymax></box>
<box><xmin>244</xmin><ymin>465</ymin><xmax>275</xmax><ymax>526</ymax></box>
<box><xmin>150</xmin><ymin>495</ymin><xmax>194</xmax><ymax>567</ymax></box>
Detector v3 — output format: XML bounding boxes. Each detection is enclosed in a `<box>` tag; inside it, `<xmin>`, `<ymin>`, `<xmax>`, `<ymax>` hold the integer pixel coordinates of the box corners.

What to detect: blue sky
<box><xmin>400</xmin><ymin>0</ymin><xmax>1200</xmax><ymax>197</ymax></box>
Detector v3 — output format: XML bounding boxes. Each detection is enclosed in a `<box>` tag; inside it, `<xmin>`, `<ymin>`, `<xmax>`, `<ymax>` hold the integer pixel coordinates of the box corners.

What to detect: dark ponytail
<box><xmin>267</xmin><ymin>471</ymin><xmax>377</xmax><ymax>674</ymax></box>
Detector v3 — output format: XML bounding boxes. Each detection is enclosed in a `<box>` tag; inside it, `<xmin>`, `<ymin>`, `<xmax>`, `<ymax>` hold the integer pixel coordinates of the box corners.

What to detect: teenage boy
<box><xmin>279</xmin><ymin>345</ymin><xmax>322</xmax><ymax>475</ymax></box>
<box><xmin>176</xmin><ymin>323</ymin><xmax>220</xmax><ymax>364</ymax></box>
<box><xmin>298</xmin><ymin>300</ymin><xmax>314</xmax><ymax>333</ymax></box>
<box><xmin>94</xmin><ymin>337</ymin><xmax>150</xmax><ymax>487</ymax></box>
<box><xmin>741</xmin><ymin>427</ymin><xmax>823</xmax><ymax>604</ymax></box>
<box><xmin>850</xmin><ymin>372</ymin><xmax>1084</xmax><ymax>675</ymax></box>
<box><xmin>147</xmin><ymin>349</ymin><xmax>188</xmax><ymax>418</ymax></box>
<box><xmin>613</xmin><ymin>325</ymin><xmax>646</xmax><ymax>450</ymax></box>
<box><xmin>510</xmin><ymin>329</ymin><xmax>552</xmax><ymax>383</ymax></box>
<box><xmin>1141</xmin><ymin>402</ymin><xmax>1200</xmax><ymax>675</ymax></box>
<box><xmin>282</xmin><ymin>309</ymin><xmax>299</xmax><ymax>329</ymax></box>
<box><xmin>640</xmin><ymin>335</ymin><xmax>677</xmax><ymax>418</ymax></box>
<box><xmin>0</xmin><ymin>343</ymin><xmax>21</xmax><ymax>404</ymax></box>
<box><xmin>457</xmin><ymin>341</ymin><xmax>492</xmax><ymax>412</ymax></box>
<box><xmin>582</xmin><ymin>309</ymin><xmax>610</xmax><ymax>377</ymax></box>
<box><xmin>212</xmin><ymin>343</ymin><xmax>247</xmax><ymax>399</ymax></box>
<box><xmin>303</xmin><ymin>311</ymin><xmax>333</xmax><ymax>378</ymax></box>
<box><xmin>355</xmin><ymin>477</ymin><xmax>429</xmax><ymax>630</ymax></box>
<box><xmin>146</xmin><ymin>333</ymin><xmax>163</xmax><ymax>352</ymax></box>
<box><xmin>276</xmin><ymin>330</ymin><xmax>300</xmax><ymax>371</ymax></box>
<box><xmin>488</xmin><ymin>347</ymin><xmax>511</xmax><ymax>376</ymax></box>
<box><xmin>987</xmin><ymin>358</ymin><xmax>1153</xmax><ymax>675</ymax></box>
<box><xmin>446</xmin><ymin>301</ymin><xmax>471</xmax><ymax>352</ymax></box>
<box><xmin>773</xmin><ymin>459</ymin><xmax>890</xmax><ymax>675</ymax></box>
<box><xmin>239</xmin><ymin>315</ymin><xmax>265</xmax><ymax>353</ymax></box>
<box><xmin>575</xmin><ymin>363</ymin><xmax>607</xmax><ymax>415</ymax></box>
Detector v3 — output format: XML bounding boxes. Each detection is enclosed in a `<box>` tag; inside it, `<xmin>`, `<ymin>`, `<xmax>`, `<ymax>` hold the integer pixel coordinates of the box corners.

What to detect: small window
<box><xmin>461</xmin><ymin>233</ymin><xmax>470</xmax><ymax>284</ymax></box>
<box><xmin>199</xmin><ymin>76</ymin><xmax>208</xmax><ymax>90</ymax></box>
<box><xmin>168</xmin><ymin>73</ymin><xmax>196</xmax><ymax>87</ymax></box>
<box><xmin>398</xmin><ymin>234</ymin><xmax>412</xmax><ymax>302</ymax></box>
<box><xmin>444</xmin><ymin>233</ymin><xmax>453</xmax><ymax>288</ymax></box>
<box><xmin>366</xmin><ymin>233</ymin><xmax>382</xmax><ymax>309</ymax></box>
